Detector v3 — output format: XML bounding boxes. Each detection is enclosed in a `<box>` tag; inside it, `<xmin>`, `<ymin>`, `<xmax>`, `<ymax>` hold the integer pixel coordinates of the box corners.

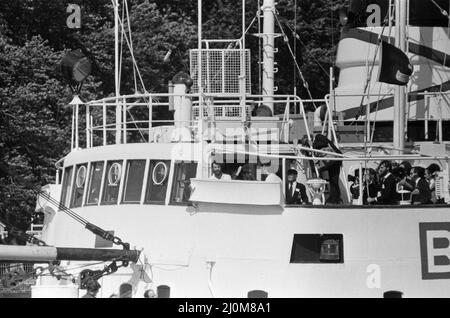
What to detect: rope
<box><xmin>352</xmin><ymin>11</ymin><xmax>391</xmax><ymax>123</ymax></box>
<box><xmin>293</xmin><ymin>0</ymin><xmax>297</xmax><ymax>96</ymax></box>
<box><xmin>116</xmin><ymin>12</ymin><xmax>147</xmax><ymax>93</ymax></box>
<box><xmin>258</xmin><ymin>0</ymin><xmax>262</xmax><ymax>95</ymax></box>
<box><xmin>438</xmin><ymin>1</ymin><xmax>450</xmax><ymax>97</ymax></box>
<box><xmin>119</xmin><ymin>0</ymin><xmax>125</xmax><ymax>92</ymax></box>
<box><xmin>273</xmin><ymin>12</ymin><xmax>318</xmax><ymax>109</ymax></box>
<box><xmin>278</xmin><ymin>16</ymin><xmax>330</xmax><ymax>78</ymax></box>
<box><xmin>368</xmin><ymin>88</ymin><xmax>394</xmax><ymax>149</ymax></box>
<box><xmin>124</xmin><ymin>0</ymin><xmax>138</xmax><ymax>94</ymax></box>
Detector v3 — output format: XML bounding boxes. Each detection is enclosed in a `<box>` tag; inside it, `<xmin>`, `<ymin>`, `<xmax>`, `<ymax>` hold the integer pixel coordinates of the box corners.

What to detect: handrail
<box><xmin>70</xmin><ymin>91</ymin><xmax>450</xmax><ymax>152</ymax></box>
<box><xmin>86</xmin><ymin>93</ymin><xmax>303</xmax><ymax>105</ymax></box>
<box><xmin>215</xmin><ymin>146</ymin><xmax>450</xmax><ymax>162</ymax></box>
<box><xmin>72</xmin><ymin>93</ymin><xmax>304</xmax><ymax>150</ymax></box>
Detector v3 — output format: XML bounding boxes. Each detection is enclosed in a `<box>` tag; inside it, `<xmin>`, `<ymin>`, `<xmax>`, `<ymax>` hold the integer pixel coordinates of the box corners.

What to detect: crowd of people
<box><xmin>208</xmin><ymin>133</ymin><xmax>444</xmax><ymax>206</ymax></box>
<box><xmin>349</xmin><ymin>160</ymin><xmax>442</xmax><ymax>205</ymax></box>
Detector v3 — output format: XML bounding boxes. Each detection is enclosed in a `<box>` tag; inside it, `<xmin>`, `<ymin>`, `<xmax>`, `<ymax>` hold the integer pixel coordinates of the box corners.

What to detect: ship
<box><xmin>27</xmin><ymin>0</ymin><xmax>450</xmax><ymax>298</ymax></box>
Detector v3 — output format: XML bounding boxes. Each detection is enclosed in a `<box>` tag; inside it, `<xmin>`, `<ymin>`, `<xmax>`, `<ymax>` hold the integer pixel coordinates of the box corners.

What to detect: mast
<box><xmin>240</xmin><ymin>0</ymin><xmax>246</xmax><ymax>123</ymax></box>
<box><xmin>393</xmin><ymin>0</ymin><xmax>408</xmax><ymax>154</ymax></box>
<box><xmin>114</xmin><ymin>0</ymin><xmax>122</xmax><ymax>144</ymax></box>
<box><xmin>198</xmin><ymin>0</ymin><xmax>204</xmax><ymax>178</ymax></box>
<box><xmin>262</xmin><ymin>0</ymin><xmax>275</xmax><ymax>113</ymax></box>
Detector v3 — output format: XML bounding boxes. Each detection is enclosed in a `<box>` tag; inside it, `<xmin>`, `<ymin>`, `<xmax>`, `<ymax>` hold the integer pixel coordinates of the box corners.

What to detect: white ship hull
<box><xmin>41</xmin><ymin>197</ymin><xmax>450</xmax><ymax>298</ymax></box>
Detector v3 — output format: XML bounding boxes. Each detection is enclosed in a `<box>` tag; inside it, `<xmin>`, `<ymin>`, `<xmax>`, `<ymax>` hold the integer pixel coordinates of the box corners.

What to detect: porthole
<box><xmin>75</xmin><ymin>166</ymin><xmax>86</xmax><ymax>188</ymax></box>
<box><xmin>108</xmin><ymin>162</ymin><xmax>122</xmax><ymax>186</ymax></box>
<box><xmin>152</xmin><ymin>162</ymin><xmax>168</xmax><ymax>185</ymax></box>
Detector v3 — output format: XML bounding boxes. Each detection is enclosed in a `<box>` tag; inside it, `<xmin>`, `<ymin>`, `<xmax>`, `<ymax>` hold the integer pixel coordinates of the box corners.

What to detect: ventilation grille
<box><xmin>190</xmin><ymin>49</ymin><xmax>251</xmax><ymax>94</ymax></box>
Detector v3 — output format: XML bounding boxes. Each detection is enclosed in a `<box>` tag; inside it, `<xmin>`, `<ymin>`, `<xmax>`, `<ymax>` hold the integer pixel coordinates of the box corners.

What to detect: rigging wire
<box><xmin>352</xmin><ymin>11</ymin><xmax>391</xmax><ymax>123</ymax></box>
<box><xmin>116</xmin><ymin>13</ymin><xmax>147</xmax><ymax>94</ymax></box>
<box><xmin>369</xmin><ymin>89</ymin><xmax>394</xmax><ymax>148</ymax></box>
<box><xmin>119</xmin><ymin>0</ymin><xmax>125</xmax><ymax>92</ymax></box>
<box><xmin>258</xmin><ymin>0</ymin><xmax>262</xmax><ymax>95</ymax></box>
<box><xmin>293</xmin><ymin>0</ymin><xmax>297</xmax><ymax>96</ymax></box>
<box><xmin>282</xmin><ymin>21</ymin><xmax>331</xmax><ymax>77</ymax></box>
<box><xmin>117</xmin><ymin>0</ymin><xmax>158</xmax><ymax>141</ymax></box>
<box><xmin>273</xmin><ymin>11</ymin><xmax>318</xmax><ymax>109</ymax></box>
<box><xmin>9</xmin><ymin>175</ymin><xmax>132</xmax><ymax>251</ymax></box>
<box><xmin>124</xmin><ymin>0</ymin><xmax>139</xmax><ymax>94</ymax></box>
<box><xmin>439</xmin><ymin>1</ymin><xmax>450</xmax><ymax>98</ymax></box>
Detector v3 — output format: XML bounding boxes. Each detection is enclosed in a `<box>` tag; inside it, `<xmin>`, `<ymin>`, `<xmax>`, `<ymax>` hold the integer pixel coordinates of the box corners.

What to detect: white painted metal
<box><xmin>393</xmin><ymin>0</ymin><xmax>408</xmax><ymax>154</ymax></box>
<box><xmin>190</xmin><ymin>179</ymin><xmax>283</xmax><ymax>205</ymax></box>
<box><xmin>41</xmin><ymin>196</ymin><xmax>450</xmax><ymax>298</ymax></box>
<box><xmin>262</xmin><ymin>0</ymin><xmax>275</xmax><ymax>113</ymax></box>
<box><xmin>114</xmin><ymin>0</ymin><xmax>122</xmax><ymax>145</ymax></box>
<box><xmin>334</xmin><ymin>27</ymin><xmax>450</xmax><ymax>121</ymax></box>
<box><xmin>32</xmin><ymin>285</ymin><xmax>79</xmax><ymax>298</ymax></box>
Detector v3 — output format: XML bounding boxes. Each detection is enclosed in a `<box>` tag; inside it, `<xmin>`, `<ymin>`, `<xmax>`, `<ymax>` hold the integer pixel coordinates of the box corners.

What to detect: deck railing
<box><xmin>69</xmin><ymin>93</ymin><xmax>306</xmax><ymax>150</ymax></box>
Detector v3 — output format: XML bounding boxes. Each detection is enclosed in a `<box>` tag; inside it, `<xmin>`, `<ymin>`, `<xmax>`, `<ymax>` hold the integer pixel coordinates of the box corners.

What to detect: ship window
<box><xmin>86</xmin><ymin>161</ymin><xmax>104</xmax><ymax>205</ymax></box>
<box><xmin>144</xmin><ymin>160</ymin><xmax>171</xmax><ymax>204</ymax></box>
<box><xmin>290</xmin><ymin>234</ymin><xmax>344</xmax><ymax>264</ymax></box>
<box><xmin>70</xmin><ymin>164</ymin><xmax>87</xmax><ymax>208</ymax></box>
<box><xmin>101</xmin><ymin>160</ymin><xmax>123</xmax><ymax>205</ymax></box>
<box><xmin>122</xmin><ymin>160</ymin><xmax>146</xmax><ymax>204</ymax></box>
<box><xmin>60</xmin><ymin>166</ymin><xmax>73</xmax><ymax>209</ymax></box>
<box><xmin>170</xmin><ymin>161</ymin><xmax>198</xmax><ymax>204</ymax></box>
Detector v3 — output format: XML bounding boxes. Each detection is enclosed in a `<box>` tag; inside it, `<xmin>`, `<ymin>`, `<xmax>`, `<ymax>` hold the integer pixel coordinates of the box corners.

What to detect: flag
<box><xmin>378</xmin><ymin>41</ymin><xmax>413</xmax><ymax>86</ymax></box>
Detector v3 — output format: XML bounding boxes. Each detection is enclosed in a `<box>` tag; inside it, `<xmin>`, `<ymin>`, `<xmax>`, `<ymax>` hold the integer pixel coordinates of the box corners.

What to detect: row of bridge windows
<box><xmin>60</xmin><ymin>160</ymin><xmax>198</xmax><ymax>209</ymax></box>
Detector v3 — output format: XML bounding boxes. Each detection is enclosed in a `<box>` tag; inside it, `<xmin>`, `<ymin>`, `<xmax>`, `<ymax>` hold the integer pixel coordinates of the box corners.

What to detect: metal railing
<box><xmin>69</xmin><ymin>93</ymin><xmax>305</xmax><ymax>150</ymax></box>
<box><xmin>68</xmin><ymin>90</ymin><xmax>450</xmax><ymax>152</ymax></box>
<box><xmin>0</xmin><ymin>263</ymin><xmax>35</xmax><ymax>276</ymax></box>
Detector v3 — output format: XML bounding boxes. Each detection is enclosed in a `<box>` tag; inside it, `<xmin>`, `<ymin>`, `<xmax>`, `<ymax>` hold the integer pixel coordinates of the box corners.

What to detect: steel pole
<box><xmin>393</xmin><ymin>0</ymin><xmax>408</xmax><ymax>154</ymax></box>
<box><xmin>0</xmin><ymin>246</ymin><xmax>140</xmax><ymax>263</ymax></box>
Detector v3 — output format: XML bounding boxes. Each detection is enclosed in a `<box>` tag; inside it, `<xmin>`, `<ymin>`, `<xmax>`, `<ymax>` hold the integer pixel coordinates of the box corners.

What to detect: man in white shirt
<box><xmin>264</xmin><ymin>164</ymin><xmax>282</xmax><ymax>183</ymax></box>
<box><xmin>209</xmin><ymin>161</ymin><xmax>231</xmax><ymax>180</ymax></box>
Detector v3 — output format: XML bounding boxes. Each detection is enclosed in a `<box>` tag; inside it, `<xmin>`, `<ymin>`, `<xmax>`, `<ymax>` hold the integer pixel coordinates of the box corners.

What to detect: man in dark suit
<box><xmin>313</xmin><ymin>134</ymin><xmax>343</xmax><ymax>204</ymax></box>
<box><xmin>373</xmin><ymin>160</ymin><xmax>397</xmax><ymax>205</ymax></box>
<box><xmin>411</xmin><ymin>166</ymin><xmax>431</xmax><ymax>204</ymax></box>
<box><xmin>285</xmin><ymin>169</ymin><xmax>309</xmax><ymax>205</ymax></box>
